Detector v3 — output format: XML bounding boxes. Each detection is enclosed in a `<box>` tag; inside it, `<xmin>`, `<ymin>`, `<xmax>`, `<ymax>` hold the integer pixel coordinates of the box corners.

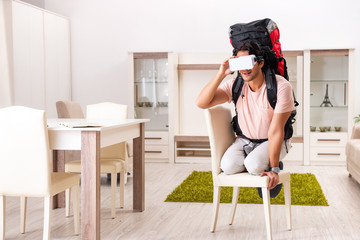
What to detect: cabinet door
<box><xmin>309</xmin><ymin>53</ymin><xmax>349</xmax><ymax>132</ymax></box>
<box><xmin>12</xmin><ymin>1</ymin><xmax>45</xmax><ymax>110</ymax></box>
<box><xmin>44</xmin><ymin>12</ymin><xmax>71</xmax><ymax>118</ymax></box>
<box><xmin>133</xmin><ymin>54</ymin><xmax>169</xmax><ymax>131</ymax></box>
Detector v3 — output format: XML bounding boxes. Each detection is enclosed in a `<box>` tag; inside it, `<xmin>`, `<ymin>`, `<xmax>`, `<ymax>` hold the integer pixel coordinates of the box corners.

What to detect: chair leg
<box><xmin>0</xmin><ymin>195</ymin><xmax>5</xmax><ymax>240</ymax></box>
<box><xmin>283</xmin><ymin>178</ymin><xmax>292</xmax><ymax>231</ymax></box>
<box><xmin>65</xmin><ymin>188</ymin><xmax>70</xmax><ymax>217</ymax></box>
<box><xmin>111</xmin><ymin>173</ymin><xmax>116</xmax><ymax>219</ymax></box>
<box><xmin>262</xmin><ymin>187</ymin><xmax>272</xmax><ymax>240</ymax></box>
<box><xmin>210</xmin><ymin>186</ymin><xmax>221</xmax><ymax>233</ymax></box>
<box><xmin>229</xmin><ymin>187</ymin><xmax>239</xmax><ymax>225</ymax></box>
<box><xmin>120</xmin><ymin>171</ymin><xmax>125</xmax><ymax>209</ymax></box>
<box><xmin>43</xmin><ymin>197</ymin><xmax>52</xmax><ymax>240</ymax></box>
<box><xmin>20</xmin><ymin>196</ymin><xmax>27</xmax><ymax>234</ymax></box>
<box><xmin>71</xmin><ymin>185</ymin><xmax>80</xmax><ymax>235</ymax></box>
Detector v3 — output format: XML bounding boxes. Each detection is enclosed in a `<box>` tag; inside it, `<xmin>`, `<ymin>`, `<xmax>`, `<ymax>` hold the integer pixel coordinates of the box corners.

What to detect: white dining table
<box><xmin>47</xmin><ymin>118</ymin><xmax>149</xmax><ymax>240</ymax></box>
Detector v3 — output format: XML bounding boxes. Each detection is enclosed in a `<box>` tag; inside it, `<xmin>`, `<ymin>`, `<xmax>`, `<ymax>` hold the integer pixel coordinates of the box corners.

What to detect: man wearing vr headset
<box><xmin>196</xmin><ymin>41</ymin><xmax>294</xmax><ymax>197</ymax></box>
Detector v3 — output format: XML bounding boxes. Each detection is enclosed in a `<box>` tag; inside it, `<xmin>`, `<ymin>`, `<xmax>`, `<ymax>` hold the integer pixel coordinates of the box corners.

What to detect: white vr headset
<box><xmin>229</xmin><ymin>55</ymin><xmax>263</xmax><ymax>71</ymax></box>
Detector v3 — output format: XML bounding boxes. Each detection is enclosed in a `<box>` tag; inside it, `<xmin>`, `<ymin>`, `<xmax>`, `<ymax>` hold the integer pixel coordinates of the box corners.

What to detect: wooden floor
<box><xmin>2</xmin><ymin>163</ymin><xmax>360</xmax><ymax>240</ymax></box>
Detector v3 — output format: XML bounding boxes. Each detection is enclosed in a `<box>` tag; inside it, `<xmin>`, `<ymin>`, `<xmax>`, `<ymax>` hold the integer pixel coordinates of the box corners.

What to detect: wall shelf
<box><xmin>177</xmin><ymin>64</ymin><xmax>220</xmax><ymax>70</ymax></box>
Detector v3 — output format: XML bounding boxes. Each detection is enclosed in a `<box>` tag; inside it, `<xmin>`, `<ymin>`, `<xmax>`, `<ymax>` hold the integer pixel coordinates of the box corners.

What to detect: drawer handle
<box><xmin>317</xmin><ymin>153</ymin><xmax>341</xmax><ymax>156</ymax></box>
<box><xmin>145</xmin><ymin>137</ymin><xmax>162</xmax><ymax>140</ymax></box>
<box><xmin>317</xmin><ymin>139</ymin><xmax>341</xmax><ymax>142</ymax></box>
<box><xmin>145</xmin><ymin>150</ymin><xmax>162</xmax><ymax>154</ymax></box>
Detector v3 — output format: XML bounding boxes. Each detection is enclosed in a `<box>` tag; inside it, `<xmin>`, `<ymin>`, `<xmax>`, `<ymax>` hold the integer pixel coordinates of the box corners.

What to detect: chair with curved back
<box><xmin>204</xmin><ymin>106</ymin><xmax>292</xmax><ymax>240</ymax></box>
<box><xmin>0</xmin><ymin>106</ymin><xmax>79</xmax><ymax>240</ymax></box>
<box><xmin>56</xmin><ymin>101</ymin><xmax>85</xmax><ymax>119</ymax></box>
<box><xmin>62</xmin><ymin>102</ymin><xmax>129</xmax><ymax>219</ymax></box>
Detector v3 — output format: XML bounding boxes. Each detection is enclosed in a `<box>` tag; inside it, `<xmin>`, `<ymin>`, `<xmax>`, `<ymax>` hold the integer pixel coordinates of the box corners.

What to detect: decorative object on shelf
<box><xmin>334</xmin><ymin>126</ymin><xmax>342</xmax><ymax>132</ymax></box>
<box><xmin>325</xmin><ymin>126</ymin><xmax>331</xmax><ymax>131</ymax></box>
<box><xmin>137</xmin><ymin>102</ymin><xmax>153</xmax><ymax>107</ymax></box>
<box><xmin>320</xmin><ymin>84</ymin><xmax>333</xmax><ymax>107</ymax></box>
<box><xmin>319</xmin><ymin>127</ymin><xmax>327</xmax><ymax>132</ymax></box>
<box><xmin>310</xmin><ymin>126</ymin><xmax>316</xmax><ymax>132</ymax></box>
<box><xmin>157</xmin><ymin>102</ymin><xmax>168</xmax><ymax>107</ymax></box>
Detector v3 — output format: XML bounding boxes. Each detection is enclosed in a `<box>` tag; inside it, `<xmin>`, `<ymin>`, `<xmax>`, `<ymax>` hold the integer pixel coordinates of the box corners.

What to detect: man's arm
<box><xmin>261</xmin><ymin>111</ymin><xmax>291</xmax><ymax>189</ymax></box>
<box><xmin>196</xmin><ymin>58</ymin><xmax>233</xmax><ymax>109</ymax></box>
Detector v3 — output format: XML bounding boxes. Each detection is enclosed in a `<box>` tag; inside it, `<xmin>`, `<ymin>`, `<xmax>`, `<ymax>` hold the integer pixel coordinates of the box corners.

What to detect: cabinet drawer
<box><xmin>145</xmin><ymin>145</ymin><xmax>169</xmax><ymax>159</ymax></box>
<box><xmin>145</xmin><ymin>131</ymin><xmax>168</xmax><ymax>145</ymax></box>
<box><xmin>310</xmin><ymin>132</ymin><xmax>347</xmax><ymax>147</ymax></box>
<box><xmin>310</xmin><ymin>147</ymin><xmax>345</xmax><ymax>162</ymax></box>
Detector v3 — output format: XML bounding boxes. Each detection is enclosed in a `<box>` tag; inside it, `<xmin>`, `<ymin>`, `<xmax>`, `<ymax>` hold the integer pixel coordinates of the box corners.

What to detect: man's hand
<box><xmin>219</xmin><ymin>57</ymin><xmax>236</xmax><ymax>77</ymax></box>
<box><xmin>260</xmin><ymin>171</ymin><xmax>279</xmax><ymax>189</ymax></box>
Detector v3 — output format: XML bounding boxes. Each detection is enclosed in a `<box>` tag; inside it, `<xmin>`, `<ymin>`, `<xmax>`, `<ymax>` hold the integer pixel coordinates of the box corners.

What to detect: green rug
<box><xmin>165</xmin><ymin>171</ymin><xmax>329</xmax><ymax>206</ymax></box>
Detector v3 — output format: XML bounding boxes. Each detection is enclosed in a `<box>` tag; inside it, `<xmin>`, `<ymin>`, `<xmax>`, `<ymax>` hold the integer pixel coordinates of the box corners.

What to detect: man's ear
<box><xmin>258</xmin><ymin>59</ymin><xmax>265</xmax><ymax>68</ymax></box>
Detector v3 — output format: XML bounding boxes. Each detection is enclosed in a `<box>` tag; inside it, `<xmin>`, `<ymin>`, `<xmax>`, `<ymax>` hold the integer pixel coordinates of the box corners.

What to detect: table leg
<box><xmin>81</xmin><ymin>131</ymin><xmax>100</xmax><ymax>240</ymax></box>
<box><xmin>52</xmin><ymin>150</ymin><xmax>65</xmax><ymax>209</ymax></box>
<box><xmin>133</xmin><ymin>122</ymin><xmax>145</xmax><ymax>211</ymax></box>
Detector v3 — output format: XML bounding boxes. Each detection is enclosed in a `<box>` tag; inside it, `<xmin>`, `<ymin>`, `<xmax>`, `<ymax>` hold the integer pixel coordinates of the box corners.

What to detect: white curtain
<box><xmin>0</xmin><ymin>0</ymin><xmax>13</xmax><ymax>108</ymax></box>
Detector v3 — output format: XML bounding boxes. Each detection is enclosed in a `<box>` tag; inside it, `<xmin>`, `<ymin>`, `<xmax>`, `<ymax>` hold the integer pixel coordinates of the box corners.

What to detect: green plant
<box><xmin>355</xmin><ymin>114</ymin><xmax>360</xmax><ymax>123</ymax></box>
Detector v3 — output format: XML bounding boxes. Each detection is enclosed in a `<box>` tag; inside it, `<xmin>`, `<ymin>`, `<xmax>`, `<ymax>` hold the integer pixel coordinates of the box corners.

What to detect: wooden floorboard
<box><xmin>2</xmin><ymin>163</ymin><xmax>360</xmax><ymax>239</ymax></box>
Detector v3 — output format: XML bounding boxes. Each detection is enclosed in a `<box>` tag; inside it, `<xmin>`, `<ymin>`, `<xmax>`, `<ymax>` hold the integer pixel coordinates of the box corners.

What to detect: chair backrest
<box><xmin>204</xmin><ymin>106</ymin><xmax>236</xmax><ymax>176</ymax></box>
<box><xmin>0</xmin><ymin>106</ymin><xmax>51</xmax><ymax>197</ymax></box>
<box><xmin>56</xmin><ymin>101</ymin><xmax>85</xmax><ymax>118</ymax></box>
<box><xmin>86</xmin><ymin>102</ymin><xmax>128</xmax><ymax>159</ymax></box>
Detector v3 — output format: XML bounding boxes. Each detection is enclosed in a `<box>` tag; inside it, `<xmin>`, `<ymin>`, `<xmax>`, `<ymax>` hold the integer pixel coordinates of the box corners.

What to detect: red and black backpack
<box><xmin>228</xmin><ymin>18</ymin><xmax>298</xmax><ymax>142</ymax></box>
<box><xmin>229</xmin><ymin>18</ymin><xmax>288</xmax><ymax>79</ymax></box>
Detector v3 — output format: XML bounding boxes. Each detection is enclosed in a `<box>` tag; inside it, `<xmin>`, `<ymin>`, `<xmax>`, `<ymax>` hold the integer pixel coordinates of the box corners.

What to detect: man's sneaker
<box><xmin>257</xmin><ymin>161</ymin><xmax>284</xmax><ymax>199</ymax></box>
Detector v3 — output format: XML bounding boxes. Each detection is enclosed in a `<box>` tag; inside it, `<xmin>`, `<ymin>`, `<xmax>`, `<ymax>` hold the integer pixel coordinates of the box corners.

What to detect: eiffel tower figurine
<box><xmin>320</xmin><ymin>84</ymin><xmax>333</xmax><ymax>107</ymax></box>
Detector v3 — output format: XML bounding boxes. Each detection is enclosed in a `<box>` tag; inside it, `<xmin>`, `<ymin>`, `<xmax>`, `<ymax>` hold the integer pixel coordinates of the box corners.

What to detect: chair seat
<box><xmin>51</xmin><ymin>172</ymin><xmax>80</xmax><ymax>196</ymax></box>
<box><xmin>215</xmin><ymin>171</ymin><xmax>290</xmax><ymax>188</ymax></box>
<box><xmin>65</xmin><ymin>159</ymin><xmax>125</xmax><ymax>174</ymax></box>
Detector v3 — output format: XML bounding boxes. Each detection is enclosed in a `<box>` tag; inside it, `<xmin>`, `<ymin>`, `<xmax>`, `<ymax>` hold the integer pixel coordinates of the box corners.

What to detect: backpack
<box><xmin>229</xmin><ymin>18</ymin><xmax>288</xmax><ymax>80</ymax></box>
<box><xmin>228</xmin><ymin>18</ymin><xmax>298</xmax><ymax>143</ymax></box>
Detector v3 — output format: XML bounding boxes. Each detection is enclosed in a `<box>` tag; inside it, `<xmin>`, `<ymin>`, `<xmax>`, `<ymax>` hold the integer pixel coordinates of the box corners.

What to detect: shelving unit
<box><xmin>129</xmin><ymin>52</ymin><xmax>178</xmax><ymax>163</ymax></box>
<box><xmin>303</xmin><ymin>49</ymin><xmax>355</xmax><ymax>165</ymax></box>
<box><xmin>174</xmin><ymin>135</ymin><xmax>211</xmax><ymax>163</ymax></box>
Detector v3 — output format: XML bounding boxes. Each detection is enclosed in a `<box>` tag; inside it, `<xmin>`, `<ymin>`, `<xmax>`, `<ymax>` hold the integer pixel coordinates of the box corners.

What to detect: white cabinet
<box><xmin>304</xmin><ymin>49</ymin><xmax>355</xmax><ymax>165</ymax></box>
<box><xmin>6</xmin><ymin>0</ymin><xmax>71</xmax><ymax>117</ymax></box>
<box><xmin>128</xmin><ymin>52</ymin><xmax>178</xmax><ymax>163</ymax></box>
<box><xmin>12</xmin><ymin>1</ymin><xmax>45</xmax><ymax>110</ymax></box>
<box><xmin>43</xmin><ymin>11</ymin><xmax>72</xmax><ymax>118</ymax></box>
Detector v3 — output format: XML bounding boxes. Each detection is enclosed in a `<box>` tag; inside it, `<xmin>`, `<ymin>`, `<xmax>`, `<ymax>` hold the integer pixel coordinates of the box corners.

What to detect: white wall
<box><xmin>44</xmin><ymin>0</ymin><xmax>360</xmax><ymax>116</ymax></box>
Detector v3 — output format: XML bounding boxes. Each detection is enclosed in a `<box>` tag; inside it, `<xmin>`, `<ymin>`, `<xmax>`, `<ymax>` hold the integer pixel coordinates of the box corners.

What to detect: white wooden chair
<box><xmin>204</xmin><ymin>106</ymin><xmax>292</xmax><ymax>240</ymax></box>
<box><xmin>63</xmin><ymin>102</ymin><xmax>129</xmax><ymax>219</ymax></box>
<box><xmin>0</xmin><ymin>106</ymin><xmax>80</xmax><ymax>240</ymax></box>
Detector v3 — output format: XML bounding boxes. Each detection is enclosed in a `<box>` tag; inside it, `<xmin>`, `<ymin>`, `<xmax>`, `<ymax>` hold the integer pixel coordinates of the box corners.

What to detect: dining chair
<box><xmin>0</xmin><ymin>106</ymin><xmax>80</xmax><ymax>240</ymax></box>
<box><xmin>56</xmin><ymin>100</ymin><xmax>132</xmax><ymax>178</ymax></box>
<box><xmin>56</xmin><ymin>100</ymin><xmax>85</xmax><ymax>118</ymax></box>
<box><xmin>204</xmin><ymin>106</ymin><xmax>292</xmax><ymax>240</ymax></box>
<box><xmin>63</xmin><ymin>102</ymin><xmax>129</xmax><ymax>219</ymax></box>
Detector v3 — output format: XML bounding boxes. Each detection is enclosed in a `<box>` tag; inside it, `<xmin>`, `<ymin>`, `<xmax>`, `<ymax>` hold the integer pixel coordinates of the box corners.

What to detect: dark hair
<box><xmin>233</xmin><ymin>41</ymin><xmax>279</xmax><ymax>74</ymax></box>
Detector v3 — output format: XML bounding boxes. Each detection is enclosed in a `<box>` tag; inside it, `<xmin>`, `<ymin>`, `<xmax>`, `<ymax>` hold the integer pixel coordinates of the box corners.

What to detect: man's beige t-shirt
<box><xmin>219</xmin><ymin>75</ymin><xmax>295</xmax><ymax>139</ymax></box>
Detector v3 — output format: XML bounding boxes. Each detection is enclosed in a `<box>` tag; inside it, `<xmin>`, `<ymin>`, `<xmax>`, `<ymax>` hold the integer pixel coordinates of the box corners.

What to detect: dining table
<box><xmin>47</xmin><ymin>118</ymin><xmax>149</xmax><ymax>240</ymax></box>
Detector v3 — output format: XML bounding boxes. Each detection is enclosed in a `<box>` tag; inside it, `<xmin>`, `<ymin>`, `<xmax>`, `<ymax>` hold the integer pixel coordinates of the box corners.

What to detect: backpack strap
<box><xmin>232</xmin><ymin>71</ymin><xmax>244</xmax><ymax>104</ymax></box>
<box><xmin>265</xmin><ymin>67</ymin><xmax>277</xmax><ymax>109</ymax></box>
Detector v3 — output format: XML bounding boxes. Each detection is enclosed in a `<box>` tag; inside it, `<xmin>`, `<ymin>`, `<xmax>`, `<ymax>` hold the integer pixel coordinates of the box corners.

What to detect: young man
<box><xmin>196</xmin><ymin>41</ymin><xmax>294</xmax><ymax>196</ymax></box>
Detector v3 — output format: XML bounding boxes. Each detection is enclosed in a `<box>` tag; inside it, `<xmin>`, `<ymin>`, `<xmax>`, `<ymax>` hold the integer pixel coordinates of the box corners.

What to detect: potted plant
<box><xmin>355</xmin><ymin>114</ymin><xmax>360</xmax><ymax>124</ymax></box>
